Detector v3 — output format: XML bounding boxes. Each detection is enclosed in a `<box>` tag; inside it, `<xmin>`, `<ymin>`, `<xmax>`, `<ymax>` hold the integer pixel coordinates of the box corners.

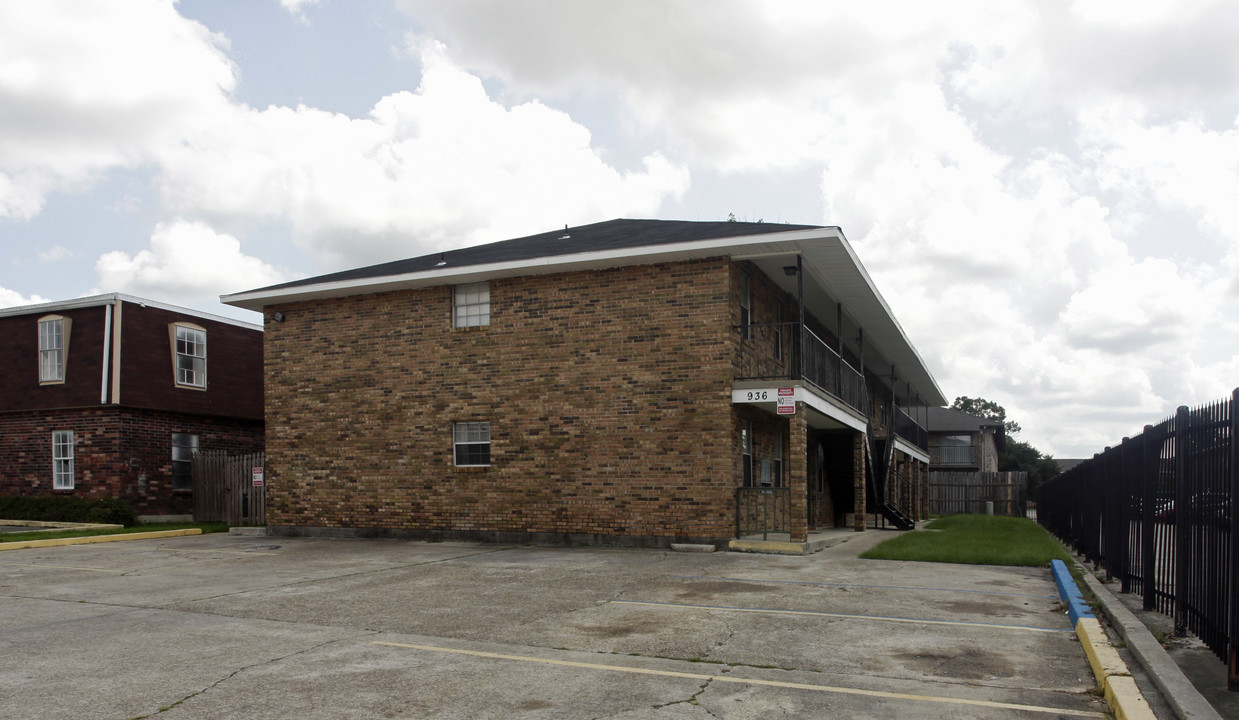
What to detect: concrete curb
<box><xmin>0</xmin><ymin>520</ymin><xmax>124</xmax><ymax>530</ymax></box>
<box><xmin>1051</xmin><ymin>560</ymin><xmax>1156</xmax><ymax>720</ymax></box>
<box><xmin>1079</xmin><ymin>572</ymin><xmax>1223</xmax><ymax>720</ymax></box>
<box><xmin>0</xmin><ymin>528</ymin><xmax>202</xmax><ymax>551</ymax></box>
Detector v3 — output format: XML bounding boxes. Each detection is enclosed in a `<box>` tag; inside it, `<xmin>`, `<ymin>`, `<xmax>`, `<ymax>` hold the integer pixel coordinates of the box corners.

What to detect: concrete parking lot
<box><xmin>0</xmin><ymin>530</ymin><xmax>1108</xmax><ymax>719</ymax></box>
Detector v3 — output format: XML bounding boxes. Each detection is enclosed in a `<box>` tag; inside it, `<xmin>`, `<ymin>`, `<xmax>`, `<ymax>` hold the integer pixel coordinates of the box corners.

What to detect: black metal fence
<box><xmin>736</xmin><ymin>487</ymin><xmax>790</xmax><ymax>539</ymax></box>
<box><xmin>1037</xmin><ymin>390</ymin><xmax>1238</xmax><ymax>691</ymax></box>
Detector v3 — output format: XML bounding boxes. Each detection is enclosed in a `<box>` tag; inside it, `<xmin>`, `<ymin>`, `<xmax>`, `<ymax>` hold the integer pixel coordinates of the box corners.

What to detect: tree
<box><xmin>950</xmin><ymin>396</ymin><xmax>1021</xmax><ymax>436</ymax></box>
<box><xmin>1000</xmin><ymin>438</ymin><xmax>1060</xmax><ymax>492</ymax></box>
<box><xmin>950</xmin><ymin>396</ymin><xmax>1056</xmax><ymax>491</ymax></box>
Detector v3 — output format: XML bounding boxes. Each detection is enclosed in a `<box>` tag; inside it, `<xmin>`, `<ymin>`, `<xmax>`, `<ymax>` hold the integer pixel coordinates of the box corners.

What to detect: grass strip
<box><xmin>859</xmin><ymin>515</ymin><xmax>1072</xmax><ymax>567</ymax></box>
<box><xmin>0</xmin><ymin>522</ymin><xmax>228</xmax><ymax>542</ymax></box>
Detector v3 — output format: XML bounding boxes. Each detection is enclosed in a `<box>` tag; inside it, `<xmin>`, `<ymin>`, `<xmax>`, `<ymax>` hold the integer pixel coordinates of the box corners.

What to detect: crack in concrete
<box><xmin>651</xmin><ymin>675</ymin><xmax>720</xmax><ymax>717</ymax></box>
<box><xmin>127</xmin><ymin>632</ymin><xmax>377</xmax><ymax>719</ymax></box>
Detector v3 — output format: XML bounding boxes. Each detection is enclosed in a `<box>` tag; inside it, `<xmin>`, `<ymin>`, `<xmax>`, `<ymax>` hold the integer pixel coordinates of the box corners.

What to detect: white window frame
<box><xmin>38</xmin><ymin>315</ymin><xmax>70</xmax><ymax>384</ymax></box>
<box><xmin>171</xmin><ymin>323</ymin><xmax>207</xmax><ymax>389</ymax></box>
<box><xmin>171</xmin><ymin>433</ymin><xmax>199</xmax><ymax>491</ymax></box>
<box><xmin>453</xmin><ymin>422</ymin><xmax>491</xmax><ymax>467</ymax></box>
<box><xmin>52</xmin><ymin>430</ymin><xmax>74</xmax><ymax>490</ymax></box>
<box><xmin>453</xmin><ymin>281</ymin><xmax>490</xmax><ymax>328</ymax></box>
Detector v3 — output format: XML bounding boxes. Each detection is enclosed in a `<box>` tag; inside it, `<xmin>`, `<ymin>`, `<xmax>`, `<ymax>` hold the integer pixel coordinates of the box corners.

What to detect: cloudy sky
<box><xmin>3</xmin><ymin>0</ymin><xmax>1238</xmax><ymax>459</ymax></box>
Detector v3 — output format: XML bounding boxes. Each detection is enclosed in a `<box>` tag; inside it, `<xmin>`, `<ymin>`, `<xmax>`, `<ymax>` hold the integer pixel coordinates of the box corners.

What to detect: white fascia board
<box><xmin>0</xmin><ymin>292</ymin><xmax>262</xmax><ymax>331</ymax></box>
<box><xmin>893</xmin><ymin>436</ymin><xmax>931</xmax><ymax>465</ymax></box>
<box><xmin>730</xmin><ymin>385</ymin><xmax>868</xmax><ymax>433</ymax></box>
<box><xmin>800</xmin><ymin>237</ymin><xmax>946</xmax><ymax>406</ymax></box>
<box><xmin>221</xmin><ymin>226</ymin><xmax>838</xmax><ymax>312</ymax></box>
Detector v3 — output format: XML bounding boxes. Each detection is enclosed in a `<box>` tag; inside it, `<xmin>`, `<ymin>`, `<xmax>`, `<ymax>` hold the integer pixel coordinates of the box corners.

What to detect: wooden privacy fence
<box><xmin>192</xmin><ymin>451</ymin><xmax>266</xmax><ymax>526</ymax></box>
<box><xmin>930</xmin><ymin>471</ymin><xmax>1027</xmax><ymax>517</ymax></box>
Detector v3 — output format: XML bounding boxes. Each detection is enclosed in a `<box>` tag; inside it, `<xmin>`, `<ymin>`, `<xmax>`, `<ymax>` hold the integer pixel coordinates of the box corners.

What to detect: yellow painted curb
<box><xmin>1076</xmin><ymin>617</ymin><xmax>1127</xmax><ymax>681</ymax></box>
<box><xmin>1104</xmin><ymin>675</ymin><xmax>1157</xmax><ymax>720</ymax></box>
<box><xmin>1074</xmin><ymin>616</ymin><xmax>1155</xmax><ymax>720</ymax></box>
<box><xmin>728</xmin><ymin>540</ymin><xmax>805</xmax><ymax>555</ymax></box>
<box><xmin>0</xmin><ymin>528</ymin><xmax>202</xmax><ymax>551</ymax></box>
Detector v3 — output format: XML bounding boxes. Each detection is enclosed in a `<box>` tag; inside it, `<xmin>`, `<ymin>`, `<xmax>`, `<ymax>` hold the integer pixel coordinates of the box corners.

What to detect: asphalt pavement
<box><xmin>1</xmin><ymin>529</ymin><xmax>1111</xmax><ymax>719</ymax></box>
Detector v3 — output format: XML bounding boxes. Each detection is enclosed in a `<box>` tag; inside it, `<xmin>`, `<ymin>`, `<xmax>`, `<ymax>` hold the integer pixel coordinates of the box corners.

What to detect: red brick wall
<box><xmin>263</xmin><ymin>258</ymin><xmax>740</xmax><ymax>541</ymax></box>
<box><xmin>0</xmin><ymin>407</ymin><xmax>263</xmax><ymax>515</ymax></box>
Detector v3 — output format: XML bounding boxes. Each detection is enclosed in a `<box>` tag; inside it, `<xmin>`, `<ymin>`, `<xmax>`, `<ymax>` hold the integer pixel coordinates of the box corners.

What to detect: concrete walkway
<box><xmin>2</xmin><ymin>530</ymin><xmax>1110</xmax><ymax>719</ymax></box>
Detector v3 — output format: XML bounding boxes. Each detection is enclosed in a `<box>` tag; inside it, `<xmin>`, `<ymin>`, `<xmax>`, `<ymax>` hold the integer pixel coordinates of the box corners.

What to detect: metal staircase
<box><xmin>863</xmin><ymin>412</ymin><xmax>916</xmax><ymax>531</ymax></box>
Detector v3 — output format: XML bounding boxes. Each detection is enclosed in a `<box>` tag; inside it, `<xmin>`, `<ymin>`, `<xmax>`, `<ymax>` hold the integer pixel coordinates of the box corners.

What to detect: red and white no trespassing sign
<box><xmin>777</xmin><ymin>387</ymin><xmax>796</xmax><ymax>414</ymax></box>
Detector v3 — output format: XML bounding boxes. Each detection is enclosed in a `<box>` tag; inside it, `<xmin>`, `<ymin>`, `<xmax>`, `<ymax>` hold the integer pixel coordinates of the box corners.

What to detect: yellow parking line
<box><xmin>0</xmin><ymin>562</ymin><xmax>126</xmax><ymax>573</ymax></box>
<box><xmin>605</xmin><ymin>599</ymin><xmax>1070</xmax><ymax>633</ymax></box>
<box><xmin>372</xmin><ymin>641</ymin><xmax>1105</xmax><ymax>718</ymax></box>
<box><xmin>153</xmin><ymin>548</ymin><xmax>281</xmax><ymax>556</ymax></box>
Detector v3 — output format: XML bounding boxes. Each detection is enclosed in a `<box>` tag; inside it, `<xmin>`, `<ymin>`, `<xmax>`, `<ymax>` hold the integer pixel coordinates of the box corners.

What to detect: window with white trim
<box><xmin>453</xmin><ymin>281</ymin><xmax>490</xmax><ymax>327</ymax></box>
<box><xmin>39</xmin><ymin>315</ymin><xmax>69</xmax><ymax>383</ymax></box>
<box><xmin>171</xmin><ymin>433</ymin><xmax>198</xmax><ymax>490</ymax></box>
<box><xmin>172</xmin><ymin>324</ymin><xmax>207</xmax><ymax>388</ymax></box>
<box><xmin>52</xmin><ymin>430</ymin><xmax>74</xmax><ymax>490</ymax></box>
<box><xmin>453</xmin><ymin>422</ymin><xmax>491</xmax><ymax>466</ymax></box>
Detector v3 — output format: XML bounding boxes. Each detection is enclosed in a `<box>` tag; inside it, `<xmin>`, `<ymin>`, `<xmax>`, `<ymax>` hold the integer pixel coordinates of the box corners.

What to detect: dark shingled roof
<box><xmin>254</xmin><ymin>218</ymin><xmax>823</xmax><ymax>293</ymax></box>
<box><xmin>913</xmin><ymin>406</ymin><xmax>1006</xmax><ymax>434</ymax></box>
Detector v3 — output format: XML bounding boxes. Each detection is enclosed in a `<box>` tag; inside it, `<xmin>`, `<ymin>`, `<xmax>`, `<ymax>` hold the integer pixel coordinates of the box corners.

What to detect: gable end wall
<box><xmin>263</xmin><ymin>258</ymin><xmax>738</xmax><ymax>541</ymax></box>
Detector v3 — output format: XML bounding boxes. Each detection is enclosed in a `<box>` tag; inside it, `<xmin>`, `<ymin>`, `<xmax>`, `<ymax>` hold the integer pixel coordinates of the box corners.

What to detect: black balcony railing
<box><xmin>930</xmin><ymin>444</ymin><xmax>980</xmax><ymax>466</ymax></box>
<box><xmin>892</xmin><ymin>405</ymin><xmax>928</xmax><ymax>451</ymax></box>
<box><xmin>735</xmin><ymin>322</ymin><xmax>866</xmax><ymax>414</ymax></box>
<box><xmin>734</xmin><ymin>321</ymin><xmax>926</xmax><ymax>450</ymax></box>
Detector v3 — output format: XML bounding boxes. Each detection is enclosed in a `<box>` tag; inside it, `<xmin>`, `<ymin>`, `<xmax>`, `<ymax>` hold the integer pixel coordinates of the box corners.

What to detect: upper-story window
<box><xmin>453</xmin><ymin>281</ymin><xmax>490</xmax><ymax>328</ymax></box>
<box><xmin>38</xmin><ymin>315</ymin><xmax>70</xmax><ymax>384</ymax></box>
<box><xmin>171</xmin><ymin>323</ymin><xmax>207</xmax><ymax>388</ymax></box>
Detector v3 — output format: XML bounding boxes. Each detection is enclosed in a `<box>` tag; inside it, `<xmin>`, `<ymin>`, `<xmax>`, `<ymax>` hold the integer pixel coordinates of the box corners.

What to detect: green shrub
<box><xmin>0</xmin><ymin>495</ymin><xmax>137</xmax><ymax>527</ymax></box>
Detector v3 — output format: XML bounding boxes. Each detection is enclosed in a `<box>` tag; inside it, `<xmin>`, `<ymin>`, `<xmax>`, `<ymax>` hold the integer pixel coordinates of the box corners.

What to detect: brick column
<box><xmin>920</xmin><ymin>460</ymin><xmax>930</xmax><ymax>520</ymax></box>
<box><xmin>789</xmin><ymin>407</ymin><xmax>808</xmax><ymax>543</ymax></box>
<box><xmin>853</xmin><ymin>431</ymin><xmax>866</xmax><ymax>531</ymax></box>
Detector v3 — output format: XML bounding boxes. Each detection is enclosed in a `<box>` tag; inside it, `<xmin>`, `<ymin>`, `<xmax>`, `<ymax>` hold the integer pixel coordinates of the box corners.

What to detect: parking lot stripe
<box><xmin>372</xmin><ymin>641</ymin><xmax>1105</xmax><ymax>718</ymax></box>
<box><xmin>153</xmin><ymin>548</ymin><xmax>282</xmax><ymax>556</ymax></box>
<box><xmin>0</xmin><ymin>561</ymin><xmax>126</xmax><ymax>573</ymax></box>
<box><xmin>671</xmin><ymin>574</ymin><xmax>1059</xmax><ymax>599</ymax></box>
<box><xmin>604</xmin><ymin>599</ymin><xmax>1072</xmax><ymax>633</ymax></box>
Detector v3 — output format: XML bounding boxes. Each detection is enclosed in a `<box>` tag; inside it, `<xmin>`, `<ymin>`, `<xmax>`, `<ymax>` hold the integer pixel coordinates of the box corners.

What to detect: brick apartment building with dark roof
<box><xmin>224</xmin><ymin>219</ymin><xmax>946</xmax><ymax>546</ymax></box>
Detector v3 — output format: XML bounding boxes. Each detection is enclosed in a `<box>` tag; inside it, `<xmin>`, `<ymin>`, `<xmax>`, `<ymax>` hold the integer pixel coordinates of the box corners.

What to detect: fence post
<box><xmin>1174</xmin><ymin>405</ymin><xmax>1190</xmax><ymax>637</ymax></box>
<box><xmin>1229</xmin><ymin>388</ymin><xmax>1238</xmax><ymax>691</ymax></box>
<box><xmin>1141</xmin><ymin>424</ymin><xmax>1156</xmax><ymax>611</ymax></box>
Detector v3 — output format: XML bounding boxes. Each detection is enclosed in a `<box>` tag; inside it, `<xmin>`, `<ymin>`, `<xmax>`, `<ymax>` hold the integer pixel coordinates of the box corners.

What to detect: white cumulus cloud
<box><xmin>95</xmin><ymin>219</ymin><xmax>293</xmax><ymax>306</ymax></box>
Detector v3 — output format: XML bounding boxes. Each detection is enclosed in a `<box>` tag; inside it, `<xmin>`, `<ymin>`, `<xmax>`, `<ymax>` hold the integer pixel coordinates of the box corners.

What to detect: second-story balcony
<box><xmin>735</xmin><ymin>321</ymin><xmax>927</xmax><ymax>450</ymax></box>
<box><xmin>929</xmin><ymin>443</ymin><xmax>982</xmax><ymax>467</ymax></box>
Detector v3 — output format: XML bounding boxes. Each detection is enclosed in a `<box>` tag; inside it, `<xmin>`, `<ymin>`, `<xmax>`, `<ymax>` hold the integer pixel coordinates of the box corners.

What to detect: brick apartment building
<box><xmin>223</xmin><ymin>219</ymin><xmax>946</xmax><ymax>546</ymax></box>
<box><xmin>0</xmin><ymin>294</ymin><xmax>264</xmax><ymax>518</ymax></box>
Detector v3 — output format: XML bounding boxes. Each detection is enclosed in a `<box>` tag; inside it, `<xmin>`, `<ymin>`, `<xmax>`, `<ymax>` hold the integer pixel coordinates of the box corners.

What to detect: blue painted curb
<box><xmin>1051</xmin><ymin>559</ymin><xmax>1095</xmax><ymax>627</ymax></box>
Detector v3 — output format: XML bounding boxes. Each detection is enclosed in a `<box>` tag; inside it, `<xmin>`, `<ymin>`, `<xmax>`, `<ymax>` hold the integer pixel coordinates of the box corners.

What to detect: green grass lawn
<box><xmin>859</xmin><ymin>515</ymin><xmax>1072</xmax><ymax>567</ymax></box>
<box><xmin>0</xmin><ymin>522</ymin><xmax>229</xmax><ymax>542</ymax></box>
